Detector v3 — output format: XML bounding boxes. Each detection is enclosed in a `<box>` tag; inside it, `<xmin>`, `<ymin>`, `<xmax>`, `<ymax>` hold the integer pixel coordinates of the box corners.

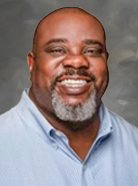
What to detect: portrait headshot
<box><xmin>0</xmin><ymin>1</ymin><xmax>138</xmax><ymax>185</ymax></box>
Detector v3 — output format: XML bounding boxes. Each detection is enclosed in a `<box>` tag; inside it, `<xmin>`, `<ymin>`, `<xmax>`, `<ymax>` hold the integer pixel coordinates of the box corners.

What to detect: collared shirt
<box><xmin>0</xmin><ymin>90</ymin><xmax>138</xmax><ymax>186</ymax></box>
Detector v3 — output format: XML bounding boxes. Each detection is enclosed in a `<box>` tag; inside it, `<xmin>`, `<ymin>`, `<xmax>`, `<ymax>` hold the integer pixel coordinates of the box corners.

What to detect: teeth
<box><xmin>61</xmin><ymin>79</ymin><xmax>87</xmax><ymax>87</ymax></box>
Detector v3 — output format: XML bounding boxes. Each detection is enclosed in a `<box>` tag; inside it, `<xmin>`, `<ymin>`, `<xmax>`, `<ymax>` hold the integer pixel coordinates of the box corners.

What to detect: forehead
<box><xmin>36</xmin><ymin>12</ymin><xmax>105</xmax><ymax>46</ymax></box>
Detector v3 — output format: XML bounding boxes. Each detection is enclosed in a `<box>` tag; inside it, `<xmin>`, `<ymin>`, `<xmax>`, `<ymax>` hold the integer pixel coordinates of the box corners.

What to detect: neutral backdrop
<box><xmin>0</xmin><ymin>0</ymin><xmax>138</xmax><ymax>127</ymax></box>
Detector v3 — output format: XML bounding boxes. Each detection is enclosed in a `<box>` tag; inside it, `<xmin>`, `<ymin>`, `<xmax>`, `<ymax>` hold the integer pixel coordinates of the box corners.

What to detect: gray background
<box><xmin>0</xmin><ymin>0</ymin><xmax>138</xmax><ymax>127</ymax></box>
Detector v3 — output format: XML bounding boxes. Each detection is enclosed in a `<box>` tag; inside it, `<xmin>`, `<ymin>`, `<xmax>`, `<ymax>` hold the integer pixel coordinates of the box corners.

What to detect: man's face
<box><xmin>28</xmin><ymin>12</ymin><xmax>108</xmax><ymax>122</ymax></box>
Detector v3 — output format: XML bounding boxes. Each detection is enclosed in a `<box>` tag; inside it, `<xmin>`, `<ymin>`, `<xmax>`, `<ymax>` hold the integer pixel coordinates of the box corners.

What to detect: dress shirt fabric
<box><xmin>0</xmin><ymin>90</ymin><xmax>138</xmax><ymax>186</ymax></box>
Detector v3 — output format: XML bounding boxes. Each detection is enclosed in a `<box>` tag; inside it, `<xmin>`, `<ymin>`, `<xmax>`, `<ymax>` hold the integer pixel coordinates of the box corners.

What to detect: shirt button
<box><xmin>55</xmin><ymin>130</ymin><xmax>62</xmax><ymax>137</ymax></box>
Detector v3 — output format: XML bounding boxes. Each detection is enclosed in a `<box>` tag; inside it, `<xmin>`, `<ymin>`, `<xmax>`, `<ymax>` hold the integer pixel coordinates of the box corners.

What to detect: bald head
<box><xmin>32</xmin><ymin>7</ymin><xmax>106</xmax><ymax>55</ymax></box>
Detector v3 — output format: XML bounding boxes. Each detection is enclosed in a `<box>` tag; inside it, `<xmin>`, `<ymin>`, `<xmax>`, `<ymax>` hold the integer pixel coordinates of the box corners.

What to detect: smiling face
<box><xmin>28</xmin><ymin>9</ymin><xmax>109</xmax><ymax>124</ymax></box>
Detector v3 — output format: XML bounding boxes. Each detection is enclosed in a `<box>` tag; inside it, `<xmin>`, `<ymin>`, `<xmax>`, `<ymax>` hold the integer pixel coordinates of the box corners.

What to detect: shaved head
<box><xmin>32</xmin><ymin>7</ymin><xmax>106</xmax><ymax>55</ymax></box>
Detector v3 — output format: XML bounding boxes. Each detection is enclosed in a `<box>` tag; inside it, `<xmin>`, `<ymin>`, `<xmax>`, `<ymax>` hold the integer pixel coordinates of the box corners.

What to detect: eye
<box><xmin>51</xmin><ymin>48</ymin><xmax>64</xmax><ymax>53</ymax></box>
<box><xmin>47</xmin><ymin>47</ymin><xmax>67</xmax><ymax>56</ymax></box>
<box><xmin>83</xmin><ymin>47</ymin><xmax>103</xmax><ymax>56</ymax></box>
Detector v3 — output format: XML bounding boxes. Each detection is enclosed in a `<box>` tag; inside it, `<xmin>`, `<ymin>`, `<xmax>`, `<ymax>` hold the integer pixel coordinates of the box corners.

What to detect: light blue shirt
<box><xmin>0</xmin><ymin>89</ymin><xmax>138</xmax><ymax>186</ymax></box>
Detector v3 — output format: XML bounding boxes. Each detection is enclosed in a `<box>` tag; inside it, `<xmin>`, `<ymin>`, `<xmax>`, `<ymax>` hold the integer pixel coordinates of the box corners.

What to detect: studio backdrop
<box><xmin>0</xmin><ymin>0</ymin><xmax>138</xmax><ymax>127</ymax></box>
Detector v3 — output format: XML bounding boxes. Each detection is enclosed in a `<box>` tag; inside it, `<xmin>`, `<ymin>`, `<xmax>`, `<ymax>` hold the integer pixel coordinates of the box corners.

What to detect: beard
<box><xmin>51</xmin><ymin>85</ymin><xmax>100</xmax><ymax>124</ymax></box>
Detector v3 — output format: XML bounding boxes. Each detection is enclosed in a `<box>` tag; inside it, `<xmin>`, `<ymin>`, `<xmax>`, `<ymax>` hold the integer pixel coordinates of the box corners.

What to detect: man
<box><xmin>0</xmin><ymin>7</ymin><xmax>138</xmax><ymax>186</ymax></box>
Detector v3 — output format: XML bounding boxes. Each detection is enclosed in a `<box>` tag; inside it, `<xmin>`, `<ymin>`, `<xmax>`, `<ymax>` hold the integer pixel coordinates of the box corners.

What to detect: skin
<box><xmin>28</xmin><ymin>7</ymin><xmax>109</xmax><ymax>160</ymax></box>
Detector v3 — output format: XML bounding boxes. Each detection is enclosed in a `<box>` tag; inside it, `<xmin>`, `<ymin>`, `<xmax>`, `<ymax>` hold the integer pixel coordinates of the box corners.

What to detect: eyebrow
<box><xmin>83</xmin><ymin>39</ymin><xmax>105</xmax><ymax>48</ymax></box>
<box><xmin>44</xmin><ymin>38</ymin><xmax>105</xmax><ymax>49</ymax></box>
<box><xmin>46</xmin><ymin>38</ymin><xmax>68</xmax><ymax>45</ymax></box>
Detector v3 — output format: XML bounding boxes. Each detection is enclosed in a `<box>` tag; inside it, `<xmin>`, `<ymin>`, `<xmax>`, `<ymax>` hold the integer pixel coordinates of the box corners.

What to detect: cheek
<box><xmin>93</xmin><ymin>63</ymin><xmax>108</xmax><ymax>88</ymax></box>
<box><xmin>32</xmin><ymin>62</ymin><xmax>62</xmax><ymax>90</ymax></box>
<box><xmin>31</xmin><ymin>64</ymin><xmax>49</xmax><ymax>89</ymax></box>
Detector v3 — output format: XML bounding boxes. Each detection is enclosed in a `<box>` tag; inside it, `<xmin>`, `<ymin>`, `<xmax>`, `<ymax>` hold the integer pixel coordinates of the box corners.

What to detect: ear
<box><xmin>28</xmin><ymin>51</ymin><xmax>35</xmax><ymax>72</ymax></box>
<box><xmin>106</xmin><ymin>51</ymin><xmax>109</xmax><ymax>60</ymax></box>
<box><xmin>27</xmin><ymin>51</ymin><xmax>35</xmax><ymax>82</ymax></box>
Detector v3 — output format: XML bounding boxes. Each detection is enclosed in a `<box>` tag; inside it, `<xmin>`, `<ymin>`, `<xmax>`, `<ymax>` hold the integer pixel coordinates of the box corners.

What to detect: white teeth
<box><xmin>61</xmin><ymin>79</ymin><xmax>87</xmax><ymax>87</ymax></box>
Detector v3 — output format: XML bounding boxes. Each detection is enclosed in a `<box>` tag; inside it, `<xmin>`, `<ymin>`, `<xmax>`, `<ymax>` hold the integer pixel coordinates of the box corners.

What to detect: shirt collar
<box><xmin>16</xmin><ymin>89</ymin><xmax>56</xmax><ymax>140</ymax></box>
<box><xmin>97</xmin><ymin>102</ymin><xmax>113</xmax><ymax>138</ymax></box>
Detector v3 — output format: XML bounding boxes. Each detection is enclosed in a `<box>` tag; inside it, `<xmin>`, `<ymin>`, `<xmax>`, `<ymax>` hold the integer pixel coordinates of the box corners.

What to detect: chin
<box><xmin>62</xmin><ymin>96</ymin><xmax>89</xmax><ymax>106</ymax></box>
<box><xmin>51</xmin><ymin>87</ymin><xmax>100</xmax><ymax>123</ymax></box>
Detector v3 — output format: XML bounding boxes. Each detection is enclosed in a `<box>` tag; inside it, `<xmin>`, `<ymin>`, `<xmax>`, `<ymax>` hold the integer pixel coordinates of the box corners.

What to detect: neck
<box><xmin>67</xmin><ymin>115</ymin><xmax>100</xmax><ymax>160</ymax></box>
<box><xmin>40</xmin><ymin>106</ymin><xmax>100</xmax><ymax>161</ymax></box>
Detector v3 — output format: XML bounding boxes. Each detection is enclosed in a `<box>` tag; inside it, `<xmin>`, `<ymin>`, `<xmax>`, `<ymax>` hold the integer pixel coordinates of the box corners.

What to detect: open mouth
<box><xmin>60</xmin><ymin>79</ymin><xmax>88</xmax><ymax>88</ymax></box>
<box><xmin>55</xmin><ymin>76</ymin><xmax>93</xmax><ymax>96</ymax></box>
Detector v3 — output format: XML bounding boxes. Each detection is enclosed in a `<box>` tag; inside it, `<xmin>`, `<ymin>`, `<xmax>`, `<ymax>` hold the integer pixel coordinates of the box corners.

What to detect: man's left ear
<box><xmin>106</xmin><ymin>51</ymin><xmax>109</xmax><ymax>59</ymax></box>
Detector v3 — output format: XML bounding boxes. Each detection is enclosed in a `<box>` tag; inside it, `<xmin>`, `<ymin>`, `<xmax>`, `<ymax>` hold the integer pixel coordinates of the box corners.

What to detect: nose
<box><xmin>62</xmin><ymin>55</ymin><xmax>89</xmax><ymax>69</ymax></box>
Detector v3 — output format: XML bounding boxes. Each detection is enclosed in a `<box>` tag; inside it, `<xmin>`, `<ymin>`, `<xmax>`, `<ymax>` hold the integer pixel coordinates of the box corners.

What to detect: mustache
<box><xmin>51</xmin><ymin>68</ymin><xmax>96</xmax><ymax>89</ymax></box>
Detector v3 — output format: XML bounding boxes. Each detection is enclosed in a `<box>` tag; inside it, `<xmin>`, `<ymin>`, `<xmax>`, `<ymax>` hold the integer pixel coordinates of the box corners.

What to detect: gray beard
<box><xmin>51</xmin><ymin>86</ymin><xmax>99</xmax><ymax>123</ymax></box>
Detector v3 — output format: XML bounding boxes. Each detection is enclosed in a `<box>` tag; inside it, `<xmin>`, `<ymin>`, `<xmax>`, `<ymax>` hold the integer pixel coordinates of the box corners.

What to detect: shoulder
<box><xmin>0</xmin><ymin>90</ymin><xmax>30</xmax><ymax>133</ymax></box>
<box><xmin>0</xmin><ymin>107</ymin><xmax>18</xmax><ymax>128</ymax></box>
<box><xmin>0</xmin><ymin>105</ymin><xmax>25</xmax><ymax>139</ymax></box>
<box><xmin>106</xmin><ymin>107</ymin><xmax>138</xmax><ymax>143</ymax></box>
<box><xmin>108</xmin><ymin>108</ymin><xmax>138</xmax><ymax>130</ymax></box>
